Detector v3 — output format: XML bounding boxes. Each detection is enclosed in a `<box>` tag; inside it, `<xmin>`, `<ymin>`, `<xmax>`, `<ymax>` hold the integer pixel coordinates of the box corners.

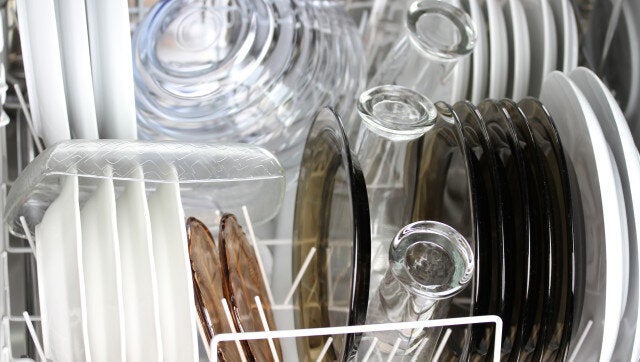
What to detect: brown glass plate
<box><xmin>292</xmin><ymin>107</ymin><xmax>371</xmax><ymax>361</ymax></box>
<box><xmin>187</xmin><ymin>217</ymin><xmax>244</xmax><ymax>361</ymax></box>
<box><xmin>219</xmin><ymin>213</ymin><xmax>283</xmax><ymax>361</ymax></box>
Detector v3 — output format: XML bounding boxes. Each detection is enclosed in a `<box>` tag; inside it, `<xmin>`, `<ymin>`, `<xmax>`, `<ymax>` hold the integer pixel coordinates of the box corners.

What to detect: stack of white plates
<box><xmin>540</xmin><ymin>68</ymin><xmax>640</xmax><ymax>362</ymax></box>
<box><xmin>35</xmin><ymin>173</ymin><xmax>198</xmax><ymax>361</ymax></box>
<box><xmin>464</xmin><ymin>0</ymin><xmax>579</xmax><ymax>103</ymax></box>
<box><xmin>16</xmin><ymin>0</ymin><xmax>136</xmax><ymax>145</ymax></box>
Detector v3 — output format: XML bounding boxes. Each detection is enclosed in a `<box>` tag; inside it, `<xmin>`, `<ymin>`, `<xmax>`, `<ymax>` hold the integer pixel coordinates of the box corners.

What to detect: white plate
<box><xmin>547</xmin><ymin>0</ymin><xmax>571</xmax><ymax>72</ymax></box>
<box><xmin>504</xmin><ymin>0</ymin><xmax>530</xmax><ymax>100</ymax></box>
<box><xmin>54</xmin><ymin>0</ymin><xmax>99</xmax><ymax>139</ymax></box>
<box><xmin>147</xmin><ymin>180</ymin><xmax>198</xmax><ymax>361</ymax></box>
<box><xmin>35</xmin><ymin>175</ymin><xmax>89</xmax><ymax>360</ymax></box>
<box><xmin>521</xmin><ymin>0</ymin><xmax>557</xmax><ymax>96</ymax></box>
<box><xmin>16</xmin><ymin>0</ymin><xmax>70</xmax><ymax>145</ymax></box>
<box><xmin>85</xmin><ymin>0</ymin><xmax>137</xmax><ymax>139</ymax></box>
<box><xmin>465</xmin><ymin>0</ymin><xmax>488</xmax><ymax>103</ymax></box>
<box><xmin>80</xmin><ymin>178</ymin><xmax>125</xmax><ymax>361</ymax></box>
<box><xmin>485</xmin><ymin>0</ymin><xmax>508</xmax><ymax>98</ymax></box>
<box><xmin>570</xmin><ymin>67</ymin><xmax>640</xmax><ymax>361</ymax></box>
<box><xmin>565</xmin><ymin>0</ymin><xmax>579</xmax><ymax>72</ymax></box>
<box><xmin>541</xmin><ymin>71</ymin><xmax>625</xmax><ymax>362</ymax></box>
<box><xmin>116</xmin><ymin>177</ymin><xmax>162</xmax><ymax>360</ymax></box>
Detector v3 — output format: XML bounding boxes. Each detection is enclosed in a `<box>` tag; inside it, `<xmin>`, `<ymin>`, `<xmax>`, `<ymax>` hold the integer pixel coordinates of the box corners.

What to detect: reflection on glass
<box><xmin>368</xmin><ymin>0</ymin><xmax>476</xmax><ymax>103</ymax></box>
<box><xmin>360</xmin><ymin>221</ymin><xmax>474</xmax><ymax>361</ymax></box>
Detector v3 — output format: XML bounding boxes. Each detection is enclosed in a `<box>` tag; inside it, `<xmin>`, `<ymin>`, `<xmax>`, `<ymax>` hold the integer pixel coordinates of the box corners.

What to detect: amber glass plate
<box><xmin>292</xmin><ymin>107</ymin><xmax>371</xmax><ymax>361</ymax></box>
<box><xmin>187</xmin><ymin>217</ymin><xmax>244</xmax><ymax>361</ymax></box>
<box><xmin>218</xmin><ymin>213</ymin><xmax>283</xmax><ymax>361</ymax></box>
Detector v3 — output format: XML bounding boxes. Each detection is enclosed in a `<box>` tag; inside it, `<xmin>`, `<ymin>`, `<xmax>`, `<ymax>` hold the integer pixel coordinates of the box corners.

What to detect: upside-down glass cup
<box><xmin>360</xmin><ymin>221</ymin><xmax>474</xmax><ymax>361</ymax></box>
<box><xmin>367</xmin><ymin>0</ymin><xmax>476</xmax><ymax>104</ymax></box>
<box><xmin>354</xmin><ymin>85</ymin><xmax>437</xmax><ymax>296</ymax></box>
<box><xmin>133</xmin><ymin>0</ymin><xmax>366</xmax><ymax>181</ymax></box>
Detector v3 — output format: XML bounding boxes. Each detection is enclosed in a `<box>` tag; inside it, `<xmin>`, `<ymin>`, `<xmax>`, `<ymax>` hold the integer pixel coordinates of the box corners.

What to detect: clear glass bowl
<box><xmin>133</xmin><ymin>0</ymin><xmax>366</xmax><ymax>176</ymax></box>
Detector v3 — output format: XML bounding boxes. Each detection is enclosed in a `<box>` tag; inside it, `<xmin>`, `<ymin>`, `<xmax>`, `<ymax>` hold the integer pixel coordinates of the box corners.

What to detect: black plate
<box><xmin>292</xmin><ymin>107</ymin><xmax>371</xmax><ymax>361</ymax></box>
<box><xmin>499</xmin><ymin>99</ymin><xmax>549</xmax><ymax>360</ymax></box>
<box><xmin>476</xmin><ymin>100</ymin><xmax>529</xmax><ymax>360</ymax></box>
<box><xmin>413</xmin><ymin>102</ymin><xmax>501</xmax><ymax>359</ymax></box>
<box><xmin>412</xmin><ymin>101</ymin><xmax>487</xmax><ymax>360</ymax></box>
<box><xmin>518</xmin><ymin>98</ymin><xmax>576</xmax><ymax>361</ymax></box>
<box><xmin>453</xmin><ymin>101</ymin><xmax>506</xmax><ymax>360</ymax></box>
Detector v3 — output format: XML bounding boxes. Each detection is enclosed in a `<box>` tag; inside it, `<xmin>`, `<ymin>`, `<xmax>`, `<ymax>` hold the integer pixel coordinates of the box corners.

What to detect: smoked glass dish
<box><xmin>477</xmin><ymin>100</ymin><xmax>530</xmax><ymax>359</ymax></box>
<box><xmin>292</xmin><ymin>107</ymin><xmax>371</xmax><ymax>361</ymax></box>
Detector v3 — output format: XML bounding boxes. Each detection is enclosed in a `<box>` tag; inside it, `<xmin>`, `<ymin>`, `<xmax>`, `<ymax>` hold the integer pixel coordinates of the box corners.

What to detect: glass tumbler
<box><xmin>354</xmin><ymin>85</ymin><xmax>436</xmax><ymax>295</ymax></box>
<box><xmin>368</xmin><ymin>0</ymin><xmax>476</xmax><ymax>104</ymax></box>
<box><xmin>361</xmin><ymin>220</ymin><xmax>474</xmax><ymax>361</ymax></box>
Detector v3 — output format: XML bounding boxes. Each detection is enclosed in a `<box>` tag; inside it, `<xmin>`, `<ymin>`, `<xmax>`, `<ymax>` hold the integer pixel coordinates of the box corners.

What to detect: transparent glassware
<box><xmin>359</xmin><ymin>220</ymin><xmax>474</xmax><ymax>361</ymax></box>
<box><xmin>367</xmin><ymin>0</ymin><xmax>476</xmax><ymax>104</ymax></box>
<box><xmin>354</xmin><ymin>85</ymin><xmax>436</xmax><ymax>296</ymax></box>
<box><xmin>132</xmin><ymin>0</ymin><xmax>365</xmax><ymax>179</ymax></box>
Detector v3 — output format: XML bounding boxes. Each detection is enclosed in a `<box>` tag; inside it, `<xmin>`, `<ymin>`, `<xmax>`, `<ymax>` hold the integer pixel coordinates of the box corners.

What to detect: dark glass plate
<box><xmin>476</xmin><ymin>100</ymin><xmax>529</xmax><ymax>360</ymax></box>
<box><xmin>499</xmin><ymin>99</ymin><xmax>549</xmax><ymax>360</ymax></box>
<box><xmin>411</xmin><ymin>101</ymin><xmax>487</xmax><ymax>360</ymax></box>
<box><xmin>453</xmin><ymin>101</ymin><xmax>505</xmax><ymax>360</ymax></box>
<box><xmin>518</xmin><ymin>98</ymin><xmax>576</xmax><ymax>361</ymax></box>
<box><xmin>292</xmin><ymin>107</ymin><xmax>371</xmax><ymax>361</ymax></box>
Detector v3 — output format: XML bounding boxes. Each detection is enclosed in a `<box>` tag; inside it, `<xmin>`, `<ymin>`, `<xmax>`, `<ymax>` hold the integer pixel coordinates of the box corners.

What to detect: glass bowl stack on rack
<box><xmin>132</xmin><ymin>0</ymin><xmax>366</xmax><ymax>180</ymax></box>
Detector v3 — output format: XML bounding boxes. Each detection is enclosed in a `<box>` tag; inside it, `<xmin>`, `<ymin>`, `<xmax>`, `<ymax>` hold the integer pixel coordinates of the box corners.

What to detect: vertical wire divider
<box><xmin>362</xmin><ymin>336</ymin><xmax>379</xmax><ymax>362</ymax></box>
<box><xmin>241</xmin><ymin>205</ymin><xmax>274</xmax><ymax>306</ymax></box>
<box><xmin>1</xmin><ymin>254</ymin><xmax>10</xmax><ymax>358</ymax></box>
<box><xmin>386</xmin><ymin>337</ymin><xmax>402</xmax><ymax>362</ymax></box>
<box><xmin>282</xmin><ymin>246</ymin><xmax>317</xmax><ymax>305</ymax></box>
<box><xmin>220</xmin><ymin>298</ymin><xmax>248</xmax><ymax>362</ymax></box>
<box><xmin>432</xmin><ymin>327</ymin><xmax>452</xmax><ymax>362</ymax></box>
<box><xmin>18</xmin><ymin>216</ymin><xmax>35</xmax><ymax>255</ymax></box>
<box><xmin>358</xmin><ymin>9</ymin><xmax>369</xmax><ymax>36</ymax></box>
<box><xmin>209</xmin><ymin>315</ymin><xmax>504</xmax><ymax>362</ymax></box>
<box><xmin>326</xmin><ymin>245</ymin><xmax>334</xmax><ymax>311</ymax></box>
<box><xmin>568</xmin><ymin>319</ymin><xmax>594</xmax><ymax>362</ymax></box>
<box><xmin>254</xmin><ymin>296</ymin><xmax>279</xmax><ymax>362</ymax></box>
<box><xmin>315</xmin><ymin>336</ymin><xmax>334</xmax><ymax>362</ymax></box>
<box><xmin>22</xmin><ymin>311</ymin><xmax>44</xmax><ymax>361</ymax></box>
<box><xmin>1</xmin><ymin>317</ymin><xmax>11</xmax><ymax>360</ymax></box>
<box><xmin>598</xmin><ymin>0</ymin><xmax>625</xmax><ymax>73</ymax></box>
<box><xmin>12</xmin><ymin>84</ymin><xmax>42</xmax><ymax>153</ymax></box>
<box><xmin>409</xmin><ymin>335</ymin><xmax>430</xmax><ymax>362</ymax></box>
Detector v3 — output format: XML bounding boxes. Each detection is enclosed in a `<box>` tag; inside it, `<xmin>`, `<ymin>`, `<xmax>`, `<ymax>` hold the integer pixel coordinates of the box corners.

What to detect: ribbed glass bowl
<box><xmin>133</xmin><ymin>0</ymin><xmax>365</xmax><ymax>175</ymax></box>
